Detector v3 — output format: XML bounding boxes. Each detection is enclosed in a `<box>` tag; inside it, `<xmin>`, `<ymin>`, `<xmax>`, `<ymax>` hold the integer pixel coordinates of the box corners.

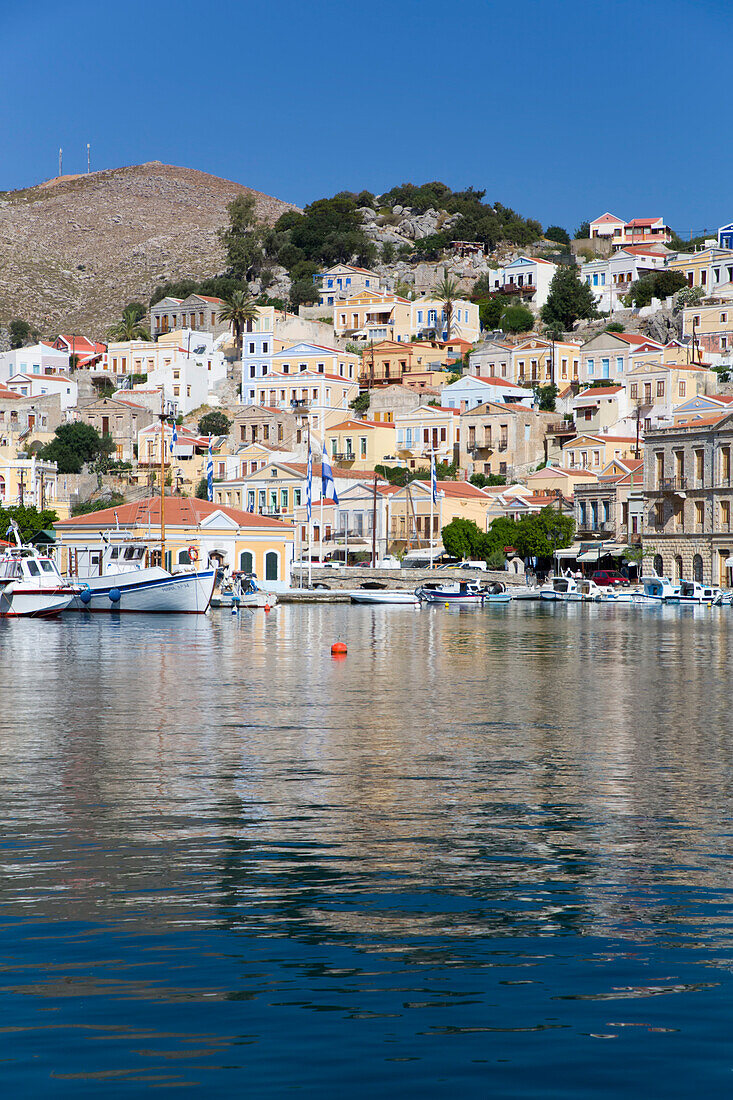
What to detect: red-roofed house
<box><xmin>52</xmin><ymin>335</ymin><xmax>106</xmax><ymax>370</ymax></box>
<box><xmin>54</xmin><ymin>495</ymin><xmax>296</xmax><ymax>589</ymax></box>
<box><xmin>394</xmin><ymin>405</ymin><xmax>460</xmax><ymax>468</ymax></box>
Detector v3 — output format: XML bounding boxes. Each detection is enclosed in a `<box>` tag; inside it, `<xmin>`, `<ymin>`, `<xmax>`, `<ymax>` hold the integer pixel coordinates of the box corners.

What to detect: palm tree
<box><xmin>219</xmin><ymin>288</ymin><xmax>259</xmax><ymax>365</ymax></box>
<box><xmin>107</xmin><ymin>306</ymin><xmax>150</xmax><ymax>342</ymax></box>
<box><xmin>433</xmin><ymin>268</ymin><xmax>460</xmax><ymax>342</ymax></box>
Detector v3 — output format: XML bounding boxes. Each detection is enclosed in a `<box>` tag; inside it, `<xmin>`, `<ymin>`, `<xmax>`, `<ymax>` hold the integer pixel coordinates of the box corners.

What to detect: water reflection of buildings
<box><xmin>0</xmin><ymin>609</ymin><xmax>732</xmax><ymax>952</ymax></box>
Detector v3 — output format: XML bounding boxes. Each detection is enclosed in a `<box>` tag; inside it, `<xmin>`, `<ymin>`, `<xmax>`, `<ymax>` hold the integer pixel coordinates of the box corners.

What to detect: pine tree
<box><xmin>540</xmin><ymin>265</ymin><xmax>598</xmax><ymax>331</ymax></box>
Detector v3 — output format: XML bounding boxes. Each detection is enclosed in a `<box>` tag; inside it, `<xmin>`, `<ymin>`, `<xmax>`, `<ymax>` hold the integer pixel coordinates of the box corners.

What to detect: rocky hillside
<box><xmin>0</xmin><ymin>162</ymin><xmax>298</xmax><ymax>336</ymax></box>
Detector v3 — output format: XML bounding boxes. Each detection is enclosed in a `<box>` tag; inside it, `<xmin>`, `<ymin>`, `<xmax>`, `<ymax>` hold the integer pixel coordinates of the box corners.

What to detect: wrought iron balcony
<box><xmin>658</xmin><ymin>476</ymin><xmax>688</xmax><ymax>492</ymax></box>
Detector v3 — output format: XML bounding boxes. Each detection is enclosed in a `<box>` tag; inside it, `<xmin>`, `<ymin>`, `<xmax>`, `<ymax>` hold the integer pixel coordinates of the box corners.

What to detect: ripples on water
<box><xmin>1</xmin><ymin>604</ymin><xmax>732</xmax><ymax>1096</ymax></box>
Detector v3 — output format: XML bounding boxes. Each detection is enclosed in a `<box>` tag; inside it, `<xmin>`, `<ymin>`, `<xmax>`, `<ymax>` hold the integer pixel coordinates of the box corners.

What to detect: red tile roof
<box><xmin>576</xmin><ymin>386</ymin><xmax>624</xmax><ymax>397</ymax></box>
<box><xmin>612</xmin><ymin>332</ymin><xmax>664</xmax><ymax>346</ymax></box>
<box><xmin>56</xmin><ymin>496</ymin><xmax>292</xmax><ymax>529</ymax></box>
<box><xmin>327</xmin><ymin>418</ymin><xmax>395</xmax><ymax>431</ymax></box>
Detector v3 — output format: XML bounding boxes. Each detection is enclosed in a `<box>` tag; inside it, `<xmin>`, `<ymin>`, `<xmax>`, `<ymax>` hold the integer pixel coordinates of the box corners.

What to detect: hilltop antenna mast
<box><xmin>87</xmin><ymin>143</ymin><xmax>90</xmax><ymax>174</ymax></box>
<box><xmin>58</xmin><ymin>147</ymin><xmax>62</xmax><ymax>177</ymax></box>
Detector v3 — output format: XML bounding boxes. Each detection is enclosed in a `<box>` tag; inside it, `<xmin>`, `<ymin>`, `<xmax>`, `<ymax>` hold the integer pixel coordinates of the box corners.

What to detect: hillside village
<box><xmin>3</xmin><ymin>174</ymin><xmax>733</xmax><ymax>587</ymax></box>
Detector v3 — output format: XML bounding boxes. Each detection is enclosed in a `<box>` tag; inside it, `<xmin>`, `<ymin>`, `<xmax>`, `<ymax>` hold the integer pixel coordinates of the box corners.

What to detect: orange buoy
<box><xmin>264</xmin><ymin>604</ymin><xmax>271</xmax><ymax>612</ymax></box>
<box><xmin>331</xmin><ymin>641</ymin><xmax>347</xmax><ymax>656</ymax></box>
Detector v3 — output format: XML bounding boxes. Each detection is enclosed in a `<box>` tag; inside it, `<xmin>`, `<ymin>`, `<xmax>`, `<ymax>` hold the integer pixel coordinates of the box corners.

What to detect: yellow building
<box><xmin>511</xmin><ymin>337</ymin><xmax>582</xmax><ymax>386</ymax></box>
<box><xmin>562</xmin><ymin>433</ymin><xmax>638</xmax><ymax>472</ymax></box>
<box><xmin>0</xmin><ymin>446</ymin><xmax>68</xmax><ymax>516</ymax></box>
<box><xmin>54</xmin><ymin>496</ymin><xmax>295</xmax><ymax>587</ymax></box>
<box><xmin>388</xmin><ymin>479</ymin><xmax>492</xmax><ymax>552</ymax></box>
<box><xmin>325</xmin><ymin>418</ymin><xmax>396</xmax><ymax>470</ymax></box>
<box><xmin>333</xmin><ymin>292</ymin><xmax>413</xmax><ymax>342</ymax></box>
<box><xmin>681</xmin><ymin>302</ymin><xmax>733</xmax><ymax>357</ymax></box>
<box><xmin>667</xmin><ymin>247</ymin><xmax>733</xmax><ymax>292</ymax></box>
<box><xmin>394</xmin><ymin>406</ymin><xmax>460</xmax><ymax>468</ymax></box>
<box><xmin>359</xmin><ymin>338</ymin><xmax>469</xmax><ymax>386</ymax></box>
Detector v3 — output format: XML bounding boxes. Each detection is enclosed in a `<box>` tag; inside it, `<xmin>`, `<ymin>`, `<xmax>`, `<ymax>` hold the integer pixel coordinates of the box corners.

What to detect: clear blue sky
<box><xmin>1</xmin><ymin>0</ymin><xmax>730</xmax><ymax>237</ymax></box>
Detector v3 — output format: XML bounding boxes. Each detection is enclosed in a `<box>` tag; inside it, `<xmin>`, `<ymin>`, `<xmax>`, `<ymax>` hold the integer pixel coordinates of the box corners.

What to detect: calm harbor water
<box><xmin>1</xmin><ymin>603</ymin><xmax>733</xmax><ymax>1096</ymax></box>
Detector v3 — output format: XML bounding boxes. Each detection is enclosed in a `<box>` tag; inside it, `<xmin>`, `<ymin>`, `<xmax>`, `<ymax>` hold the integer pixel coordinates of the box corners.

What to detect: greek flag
<box><xmin>306</xmin><ymin>448</ymin><xmax>312</xmax><ymax>521</ymax></box>
<box><xmin>321</xmin><ymin>447</ymin><xmax>339</xmax><ymax>505</ymax></box>
<box><xmin>431</xmin><ymin>452</ymin><xmax>437</xmax><ymax>504</ymax></box>
<box><xmin>207</xmin><ymin>435</ymin><xmax>214</xmax><ymax>502</ymax></box>
<box><xmin>171</xmin><ymin>420</ymin><xmax>178</xmax><ymax>455</ymax></box>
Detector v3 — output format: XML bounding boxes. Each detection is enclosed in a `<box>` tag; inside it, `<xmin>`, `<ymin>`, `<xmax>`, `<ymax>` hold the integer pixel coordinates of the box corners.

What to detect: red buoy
<box><xmin>331</xmin><ymin>641</ymin><xmax>347</xmax><ymax>656</ymax></box>
<box><xmin>264</xmin><ymin>603</ymin><xmax>271</xmax><ymax>612</ymax></box>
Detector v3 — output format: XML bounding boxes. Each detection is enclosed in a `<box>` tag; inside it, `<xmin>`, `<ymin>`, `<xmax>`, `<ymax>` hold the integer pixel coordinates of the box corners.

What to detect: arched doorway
<box><xmin>178</xmin><ymin>548</ymin><xmax>192</xmax><ymax>566</ymax></box>
<box><xmin>265</xmin><ymin>551</ymin><xmax>279</xmax><ymax>581</ymax></box>
<box><xmin>653</xmin><ymin>554</ymin><xmax>664</xmax><ymax>577</ymax></box>
<box><xmin>240</xmin><ymin>550</ymin><xmax>254</xmax><ymax>574</ymax></box>
<box><xmin>674</xmin><ymin>555</ymin><xmax>683</xmax><ymax>581</ymax></box>
<box><xmin>693</xmin><ymin>553</ymin><xmax>703</xmax><ymax>582</ymax></box>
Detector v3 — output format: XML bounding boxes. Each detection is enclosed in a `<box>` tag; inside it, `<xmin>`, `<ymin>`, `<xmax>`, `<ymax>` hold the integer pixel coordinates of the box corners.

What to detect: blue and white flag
<box><xmin>207</xmin><ymin>435</ymin><xmax>214</xmax><ymax>502</ymax></box>
<box><xmin>321</xmin><ymin>447</ymin><xmax>339</xmax><ymax>505</ymax></box>
<box><xmin>306</xmin><ymin>448</ymin><xmax>312</xmax><ymax>521</ymax></box>
<box><xmin>431</xmin><ymin>452</ymin><xmax>437</xmax><ymax>504</ymax></box>
<box><xmin>171</xmin><ymin>420</ymin><xmax>178</xmax><ymax>453</ymax></box>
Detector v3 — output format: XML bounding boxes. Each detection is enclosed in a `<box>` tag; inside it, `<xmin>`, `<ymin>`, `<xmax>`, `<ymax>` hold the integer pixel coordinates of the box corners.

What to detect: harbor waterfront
<box><xmin>2</xmin><ymin>605</ymin><xmax>733</xmax><ymax>1096</ymax></box>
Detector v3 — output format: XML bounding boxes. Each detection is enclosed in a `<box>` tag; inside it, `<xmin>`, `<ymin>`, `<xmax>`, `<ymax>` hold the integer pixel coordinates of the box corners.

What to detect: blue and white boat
<box><xmin>68</xmin><ymin>539</ymin><xmax>216</xmax><ymax>613</ymax></box>
<box><xmin>416</xmin><ymin>580</ymin><xmax>487</xmax><ymax>605</ymax></box>
<box><xmin>633</xmin><ymin>576</ymin><xmax>680</xmax><ymax>605</ymax></box>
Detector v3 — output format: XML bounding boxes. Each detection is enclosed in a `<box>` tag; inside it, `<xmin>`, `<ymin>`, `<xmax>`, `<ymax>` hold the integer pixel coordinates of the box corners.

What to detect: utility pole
<box><xmin>58</xmin><ymin>147</ymin><xmax>62</xmax><ymax>177</ymax></box>
<box><xmin>371</xmin><ymin>475</ymin><xmax>378</xmax><ymax>568</ymax></box>
<box><xmin>87</xmin><ymin>143</ymin><xmax>90</xmax><ymax>174</ymax></box>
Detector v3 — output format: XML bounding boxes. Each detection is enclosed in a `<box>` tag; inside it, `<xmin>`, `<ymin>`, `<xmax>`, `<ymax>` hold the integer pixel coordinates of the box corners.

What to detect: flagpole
<box><xmin>429</xmin><ymin>450</ymin><xmax>435</xmax><ymax>570</ymax></box>
<box><xmin>320</xmin><ymin>481</ymin><xmax>325</xmax><ymax>567</ymax></box>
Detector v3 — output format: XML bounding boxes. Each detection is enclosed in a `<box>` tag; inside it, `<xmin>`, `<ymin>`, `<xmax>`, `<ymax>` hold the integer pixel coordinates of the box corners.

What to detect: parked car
<box><xmin>591</xmin><ymin>569</ymin><xmax>629</xmax><ymax>587</ymax></box>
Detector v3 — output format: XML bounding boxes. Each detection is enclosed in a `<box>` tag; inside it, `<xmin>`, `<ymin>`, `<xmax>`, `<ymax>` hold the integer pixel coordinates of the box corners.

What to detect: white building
<box><xmin>6</xmin><ymin>372</ymin><xmax>78</xmax><ymax>411</ymax></box>
<box><xmin>581</xmin><ymin>247</ymin><xmax>670</xmax><ymax>312</ymax></box>
<box><xmin>0</xmin><ymin>343</ymin><xmax>70</xmax><ymax>384</ymax></box>
<box><xmin>490</xmin><ymin>257</ymin><xmax>557</xmax><ymax>309</ymax></box>
<box><xmin>441</xmin><ymin>375</ymin><xmax>535</xmax><ymax>410</ymax></box>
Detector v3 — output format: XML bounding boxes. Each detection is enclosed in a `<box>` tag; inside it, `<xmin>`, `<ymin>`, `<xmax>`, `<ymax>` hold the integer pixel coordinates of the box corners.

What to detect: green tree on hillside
<box><xmin>42</xmin><ymin>423</ymin><xmax>114</xmax><ymax>474</ymax></box>
<box><xmin>501</xmin><ymin>304</ymin><xmax>534</xmax><ymax>333</ymax></box>
<box><xmin>541</xmin><ymin>265</ymin><xmax>598</xmax><ymax>330</ymax></box>
<box><xmin>574</xmin><ymin>221</ymin><xmax>591</xmax><ymax>239</ymax></box>
<box><xmin>545</xmin><ymin>226</ymin><xmax>570</xmax><ymax>246</ymax></box>
<box><xmin>198</xmin><ymin>411</ymin><xmax>232</xmax><ymax>436</ymax></box>
<box><xmin>219</xmin><ymin>194</ymin><xmax>266</xmax><ymax>280</ymax></box>
<box><xmin>8</xmin><ymin>319</ymin><xmax>38</xmax><ymax>349</ymax></box>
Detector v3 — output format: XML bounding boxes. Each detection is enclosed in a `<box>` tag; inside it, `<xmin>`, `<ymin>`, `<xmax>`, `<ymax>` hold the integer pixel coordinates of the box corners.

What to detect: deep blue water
<box><xmin>1</xmin><ymin>603</ymin><xmax>732</xmax><ymax>1095</ymax></box>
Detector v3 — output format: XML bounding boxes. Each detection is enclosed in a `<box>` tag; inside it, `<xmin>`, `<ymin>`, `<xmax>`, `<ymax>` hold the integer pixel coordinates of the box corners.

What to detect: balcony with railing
<box><xmin>333</xmin><ymin>451</ymin><xmax>356</xmax><ymax>462</ymax></box>
<box><xmin>290</xmin><ymin>398</ymin><xmax>311</xmax><ymax>409</ymax></box>
<box><xmin>657</xmin><ymin>476</ymin><xmax>688</xmax><ymax>492</ymax></box>
<box><xmin>547</xmin><ymin>420</ymin><xmax>577</xmax><ymax>437</ymax></box>
<box><xmin>576</xmin><ymin>519</ymin><xmax>615</xmax><ymax>537</ymax></box>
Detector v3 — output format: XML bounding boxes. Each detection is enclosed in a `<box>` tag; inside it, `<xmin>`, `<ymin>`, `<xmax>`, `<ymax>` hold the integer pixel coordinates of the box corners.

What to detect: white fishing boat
<box><xmin>0</xmin><ymin>532</ymin><xmax>79</xmax><ymax>618</ymax></box>
<box><xmin>416</xmin><ymin>580</ymin><xmax>486</xmax><ymax>604</ymax></box>
<box><xmin>68</xmin><ymin>538</ymin><xmax>216</xmax><ymax>613</ymax></box>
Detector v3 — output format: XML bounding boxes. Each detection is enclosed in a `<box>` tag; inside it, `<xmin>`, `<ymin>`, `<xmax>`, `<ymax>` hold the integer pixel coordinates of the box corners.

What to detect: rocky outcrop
<box><xmin>640</xmin><ymin>308</ymin><xmax>683</xmax><ymax>343</ymax></box>
<box><xmin>0</xmin><ymin>162</ymin><xmax>298</xmax><ymax>336</ymax></box>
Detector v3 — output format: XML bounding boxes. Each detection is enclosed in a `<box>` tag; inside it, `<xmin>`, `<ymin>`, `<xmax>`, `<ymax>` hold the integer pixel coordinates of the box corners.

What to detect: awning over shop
<box><xmin>577</xmin><ymin>548</ymin><xmax>603</xmax><ymax>563</ymax></box>
<box><xmin>554</xmin><ymin>543</ymin><xmax>583</xmax><ymax>560</ymax></box>
<box><xmin>725</xmin><ymin>556</ymin><xmax>733</xmax><ymax>569</ymax></box>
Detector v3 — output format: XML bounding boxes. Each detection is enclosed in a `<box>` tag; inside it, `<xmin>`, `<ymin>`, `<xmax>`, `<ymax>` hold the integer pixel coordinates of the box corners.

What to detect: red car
<box><xmin>591</xmin><ymin>569</ymin><xmax>629</xmax><ymax>587</ymax></box>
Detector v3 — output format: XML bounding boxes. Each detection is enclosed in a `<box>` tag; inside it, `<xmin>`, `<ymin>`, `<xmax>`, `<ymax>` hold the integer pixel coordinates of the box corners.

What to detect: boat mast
<box><xmin>159</xmin><ymin>389</ymin><xmax>166</xmax><ymax>564</ymax></box>
<box><xmin>372</xmin><ymin>475</ymin><xmax>378</xmax><ymax>568</ymax></box>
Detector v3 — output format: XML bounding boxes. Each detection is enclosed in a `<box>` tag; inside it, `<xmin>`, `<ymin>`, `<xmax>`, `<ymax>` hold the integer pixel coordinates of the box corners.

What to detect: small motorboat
<box><xmin>350</xmin><ymin>587</ymin><xmax>420</xmax><ymax>605</ymax></box>
<box><xmin>540</xmin><ymin>576</ymin><xmax>609</xmax><ymax>602</ymax></box>
<box><xmin>478</xmin><ymin>581</ymin><xmax>512</xmax><ymax>604</ymax></box>
<box><xmin>212</xmin><ymin>572</ymin><xmax>278</xmax><ymax>609</ymax></box>
<box><xmin>0</xmin><ymin>531</ymin><xmax>79</xmax><ymax>618</ymax></box>
<box><xmin>632</xmin><ymin>576</ymin><xmax>680</xmax><ymax>605</ymax></box>
<box><xmin>416</xmin><ymin>580</ymin><xmax>486</xmax><ymax>605</ymax></box>
<box><xmin>676</xmin><ymin>579</ymin><xmax>720</xmax><ymax>606</ymax></box>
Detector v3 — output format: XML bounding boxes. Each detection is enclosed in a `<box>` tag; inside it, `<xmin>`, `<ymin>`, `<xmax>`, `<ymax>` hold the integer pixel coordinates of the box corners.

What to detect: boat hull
<box><xmin>69</xmin><ymin>568</ymin><xmax>216</xmax><ymax>613</ymax></box>
<box><xmin>350</xmin><ymin>591</ymin><xmax>420</xmax><ymax>605</ymax></box>
<box><xmin>0</xmin><ymin>585</ymin><xmax>76</xmax><ymax>618</ymax></box>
